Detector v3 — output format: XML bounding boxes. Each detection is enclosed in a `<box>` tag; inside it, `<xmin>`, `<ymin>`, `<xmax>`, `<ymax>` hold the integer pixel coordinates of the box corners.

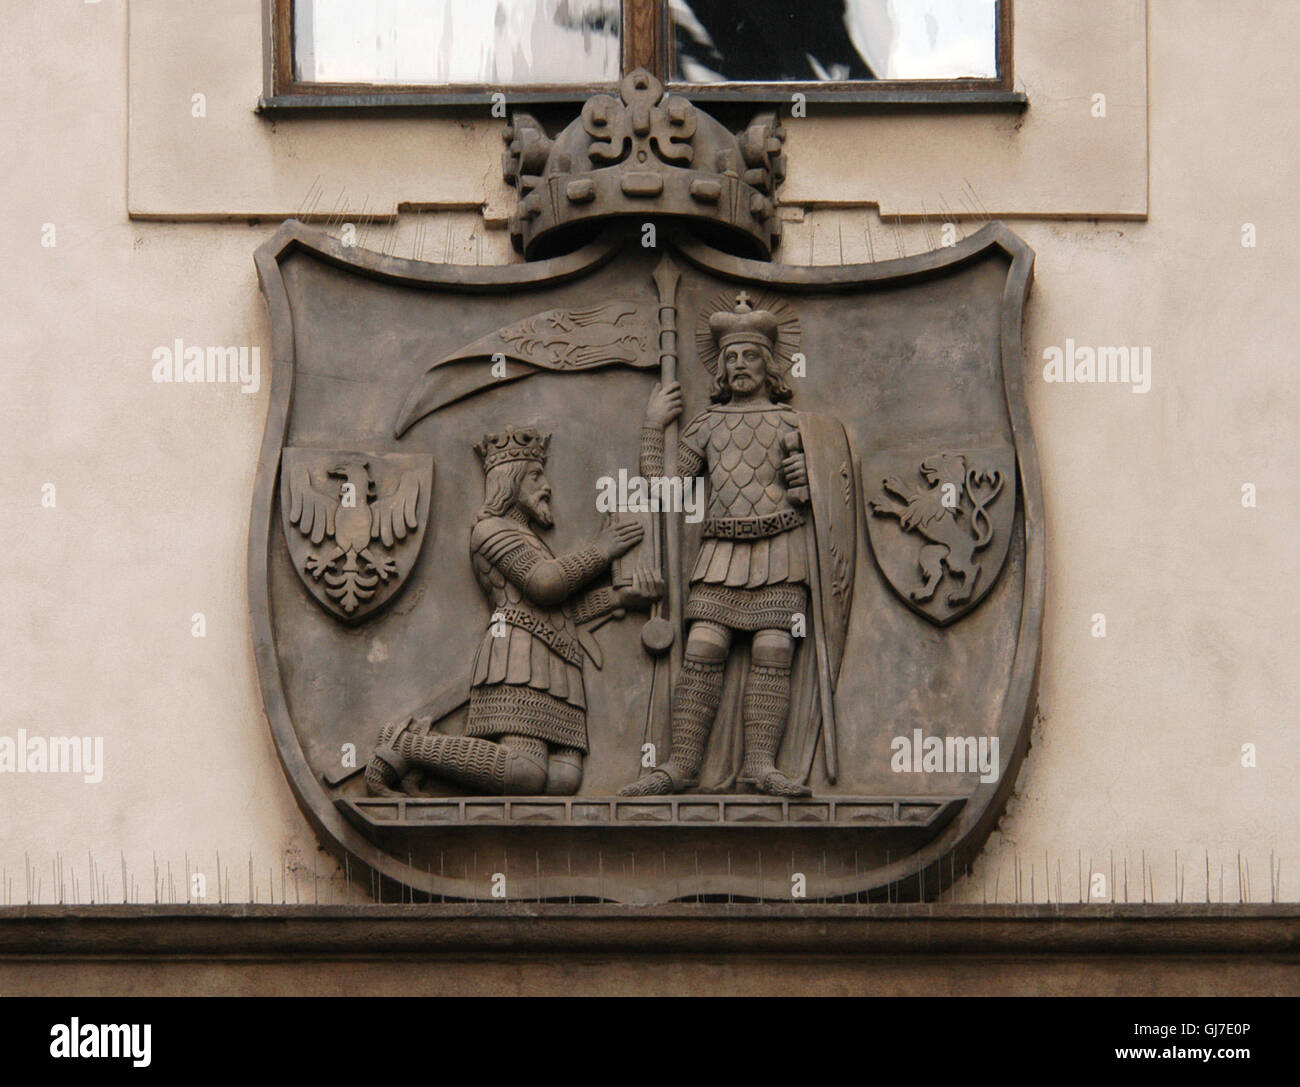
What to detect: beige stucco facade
<box><xmin>2</xmin><ymin>0</ymin><xmax>1297</xmax><ymax>922</ymax></box>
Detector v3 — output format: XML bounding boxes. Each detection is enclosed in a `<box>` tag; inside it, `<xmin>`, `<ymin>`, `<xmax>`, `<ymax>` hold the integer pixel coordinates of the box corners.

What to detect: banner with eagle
<box><xmin>394</xmin><ymin>300</ymin><xmax>658</xmax><ymax>437</ymax></box>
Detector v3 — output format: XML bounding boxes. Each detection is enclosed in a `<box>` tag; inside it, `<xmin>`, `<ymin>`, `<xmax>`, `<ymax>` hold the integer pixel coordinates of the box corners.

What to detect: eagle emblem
<box><xmin>279</xmin><ymin>448</ymin><xmax>434</xmax><ymax>623</ymax></box>
<box><xmin>865</xmin><ymin>449</ymin><xmax>1016</xmax><ymax>627</ymax></box>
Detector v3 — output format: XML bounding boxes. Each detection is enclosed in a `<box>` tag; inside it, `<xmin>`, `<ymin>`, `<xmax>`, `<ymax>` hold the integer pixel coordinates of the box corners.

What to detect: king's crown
<box><xmin>709</xmin><ymin>292</ymin><xmax>780</xmax><ymax>349</ymax></box>
<box><xmin>474</xmin><ymin>427</ymin><xmax>551</xmax><ymax>471</ymax></box>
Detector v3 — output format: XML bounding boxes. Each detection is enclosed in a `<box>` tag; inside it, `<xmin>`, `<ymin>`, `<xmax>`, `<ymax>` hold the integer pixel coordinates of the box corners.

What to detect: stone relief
<box><xmin>616</xmin><ymin>292</ymin><xmax>854</xmax><ymax>799</ymax></box>
<box><xmin>251</xmin><ymin>70</ymin><xmax>1042</xmax><ymax>902</ymax></box>
<box><xmin>364</xmin><ymin>427</ymin><xmax>660</xmax><ymax>797</ymax></box>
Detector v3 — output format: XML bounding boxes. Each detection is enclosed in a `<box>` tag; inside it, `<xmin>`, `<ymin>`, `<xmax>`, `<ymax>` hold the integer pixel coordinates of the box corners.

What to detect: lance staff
<box><xmin>637</xmin><ymin>255</ymin><xmax>683</xmax><ymax>759</ymax></box>
<box><xmin>652</xmin><ymin>255</ymin><xmax>684</xmax><ymax>683</ymax></box>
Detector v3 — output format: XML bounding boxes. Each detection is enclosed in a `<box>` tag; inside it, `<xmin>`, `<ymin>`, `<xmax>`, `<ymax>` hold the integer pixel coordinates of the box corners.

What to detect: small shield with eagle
<box><xmin>279</xmin><ymin>448</ymin><xmax>433</xmax><ymax>623</ymax></box>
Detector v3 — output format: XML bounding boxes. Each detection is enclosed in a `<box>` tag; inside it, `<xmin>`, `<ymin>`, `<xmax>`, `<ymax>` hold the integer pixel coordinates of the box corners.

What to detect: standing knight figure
<box><xmin>367</xmin><ymin>426</ymin><xmax>660</xmax><ymax>796</ymax></box>
<box><xmin>620</xmin><ymin>293</ymin><xmax>827</xmax><ymax>798</ymax></box>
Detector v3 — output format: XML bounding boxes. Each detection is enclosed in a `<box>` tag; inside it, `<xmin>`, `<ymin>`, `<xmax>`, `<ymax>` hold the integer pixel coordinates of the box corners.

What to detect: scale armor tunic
<box><xmin>465</xmin><ymin>518</ymin><xmax>589</xmax><ymax>752</ymax></box>
<box><xmin>675</xmin><ymin>404</ymin><xmax>809</xmax><ymax>631</ymax></box>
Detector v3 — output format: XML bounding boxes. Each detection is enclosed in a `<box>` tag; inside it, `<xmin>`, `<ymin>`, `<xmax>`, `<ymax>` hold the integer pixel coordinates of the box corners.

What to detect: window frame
<box><xmin>261</xmin><ymin>0</ymin><xmax>1022</xmax><ymax>112</ymax></box>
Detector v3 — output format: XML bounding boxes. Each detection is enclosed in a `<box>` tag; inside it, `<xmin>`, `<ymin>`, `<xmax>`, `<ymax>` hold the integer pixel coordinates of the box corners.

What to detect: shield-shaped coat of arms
<box><xmin>250</xmin><ymin>72</ymin><xmax>1042</xmax><ymax>904</ymax></box>
<box><xmin>280</xmin><ymin>448</ymin><xmax>433</xmax><ymax>624</ymax></box>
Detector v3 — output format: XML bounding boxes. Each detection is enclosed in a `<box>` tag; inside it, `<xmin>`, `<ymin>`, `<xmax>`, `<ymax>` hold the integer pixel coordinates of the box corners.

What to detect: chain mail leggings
<box><xmin>366</xmin><ymin>726</ymin><xmax>550</xmax><ymax>795</ymax></box>
<box><xmin>739</xmin><ymin>664</ymin><xmax>792</xmax><ymax>781</ymax></box>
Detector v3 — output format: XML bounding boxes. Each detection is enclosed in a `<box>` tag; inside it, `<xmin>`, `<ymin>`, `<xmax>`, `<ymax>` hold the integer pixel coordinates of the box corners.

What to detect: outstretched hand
<box><xmin>595</xmin><ymin>516</ymin><xmax>644</xmax><ymax>560</ymax></box>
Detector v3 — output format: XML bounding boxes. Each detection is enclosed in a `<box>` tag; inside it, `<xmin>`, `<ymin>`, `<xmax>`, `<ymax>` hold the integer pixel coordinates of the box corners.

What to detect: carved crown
<box><xmin>503</xmin><ymin>70</ymin><xmax>786</xmax><ymax>261</ymax></box>
<box><xmin>709</xmin><ymin>292</ymin><xmax>781</xmax><ymax>349</ymax></box>
<box><xmin>474</xmin><ymin>427</ymin><xmax>551</xmax><ymax>472</ymax></box>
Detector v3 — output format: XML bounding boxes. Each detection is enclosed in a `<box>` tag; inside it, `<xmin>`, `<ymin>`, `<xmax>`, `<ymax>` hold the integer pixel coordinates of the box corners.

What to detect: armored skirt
<box><xmin>685</xmin><ymin>524</ymin><xmax>809</xmax><ymax>632</ymax></box>
<box><xmin>466</xmin><ymin>625</ymin><xmax>589</xmax><ymax>753</ymax></box>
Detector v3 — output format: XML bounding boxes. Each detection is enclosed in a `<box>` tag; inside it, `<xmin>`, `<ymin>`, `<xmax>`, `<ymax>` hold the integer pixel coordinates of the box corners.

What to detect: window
<box><xmin>265</xmin><ymin>0</ymin><xmax>1016</xmax><ymax>107</ymax></box>
<box><xmin>291</xmin><ymin>0</ymin><xmax>623</xmax><ymax>86</ymax></box>
<box><xmin>672</xmin><ymin>0</ymin><xmax>1000</xmax><ymax>83</ymax></box>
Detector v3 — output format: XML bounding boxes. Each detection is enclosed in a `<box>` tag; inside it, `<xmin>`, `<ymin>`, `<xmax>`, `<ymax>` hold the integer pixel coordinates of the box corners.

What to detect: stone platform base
<box><xmin>340</xmin><ymin>794</ymin><xmax>966</xmax><ymax>831</ymax></box>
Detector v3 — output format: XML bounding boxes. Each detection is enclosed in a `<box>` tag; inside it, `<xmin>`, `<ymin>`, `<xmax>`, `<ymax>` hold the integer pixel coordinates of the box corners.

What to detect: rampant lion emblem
<box><xmin>869</xmin><ymin>454</ymin><xmax>1005</xmax><ymax>608</ymax></box>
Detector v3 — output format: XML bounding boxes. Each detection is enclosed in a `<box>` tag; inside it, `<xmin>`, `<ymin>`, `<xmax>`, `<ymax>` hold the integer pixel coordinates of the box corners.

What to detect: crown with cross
<box><xmin>708</xmin><ymin>292</ymin><xmax>781</xmax><ymax>351</ymax></box>
<box><xmin>474</xmin><ymin>427</ymin><xmax>551</xmax><ymax>472</ymax></box>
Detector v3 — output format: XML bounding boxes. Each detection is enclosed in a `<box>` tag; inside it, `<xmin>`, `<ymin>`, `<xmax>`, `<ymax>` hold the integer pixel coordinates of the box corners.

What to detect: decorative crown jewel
<box><xmin>474</xmin><ymin>427</ymin><xmax>551</xmax><ymax>471</ymax></box>
<box><xmin>503</xmin><ymin>69</ymin><xmax>786</xmax><ymax>261</ymax></box>
<box><xmin>709</xmin><ymin>291</ymin><xmax>780</xmax><ymax>349</ymax></box>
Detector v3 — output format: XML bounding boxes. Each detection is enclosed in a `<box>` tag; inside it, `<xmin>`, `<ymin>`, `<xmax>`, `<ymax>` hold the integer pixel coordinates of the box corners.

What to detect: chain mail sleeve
<box><xmin>641</xmin><ymin>412</ymin><xmax>707</xmax><ymax>481</ymax></box>
<box><xmin>676</xmin><ymin>443</ymin><xmax>705</xmax><ymax>480</ymax></box>
<box><xmin>676</xmin><ymin>410</ymin><xmax>708</xmax><ymax>479</ymax></box>
<box><xmin>639</xmin><ymin>425</ymin><xmax>666</xmax><ymax>479</ymax></box>
<box><xmin>568</xmin><ymin>585</ymin><xmax>621</xmax><ymax>625</ymax></box>
<box><xmin>551</xmin><ymin>546</ymin><xmax>608</xmax><ymax>597</ymax></box>
<box><xmin>483</xmin><ymin>527</ymin><xmax>608</xmax><ymax>608</ymax></box>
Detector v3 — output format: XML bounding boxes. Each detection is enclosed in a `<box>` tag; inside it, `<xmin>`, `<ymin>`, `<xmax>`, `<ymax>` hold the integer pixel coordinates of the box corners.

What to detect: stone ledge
<box><xmin>2</xmin><ymin>904</ymin><xmax>1297</xmax><ymax>959</ymax></box>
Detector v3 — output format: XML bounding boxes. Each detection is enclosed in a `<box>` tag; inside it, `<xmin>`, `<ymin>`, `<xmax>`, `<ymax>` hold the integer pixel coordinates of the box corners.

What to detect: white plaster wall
<box><xmin>127</xmin><ymin>0</ymin><xmax>1148</xmax><ymax>220</ymax></box>
<box><xmin>1</xmin><ymin>0</ymin><xmax>1296</xmax><ymax>906</ymax></box>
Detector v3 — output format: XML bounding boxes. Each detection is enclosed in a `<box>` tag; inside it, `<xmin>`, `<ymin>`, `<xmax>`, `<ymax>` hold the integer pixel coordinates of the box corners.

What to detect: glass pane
<box><xmin>672</xmin><ymin>0</ymin><xmax>998</xmax><ymax>83</ymax></box>
<box><xmin>295</xmin><ymin>0</ymin><xmax>622</xmax><ymax>85</ymax></box>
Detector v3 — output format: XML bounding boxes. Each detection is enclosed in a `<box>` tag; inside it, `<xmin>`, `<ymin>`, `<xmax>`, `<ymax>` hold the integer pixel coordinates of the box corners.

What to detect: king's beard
<box><xmin>518</xmin><ymin>493</ymin><xmax>554</xmax><ymax>529</ymax></box>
